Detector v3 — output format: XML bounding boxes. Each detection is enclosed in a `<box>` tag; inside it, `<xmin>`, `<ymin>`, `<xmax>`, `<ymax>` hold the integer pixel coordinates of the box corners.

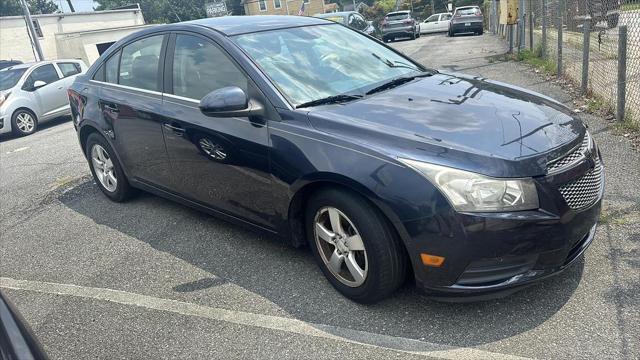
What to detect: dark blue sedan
<box><xmin>68</xmin><ymin>16</ymin><xmax>603</xmax><ymax>303</ymax></box>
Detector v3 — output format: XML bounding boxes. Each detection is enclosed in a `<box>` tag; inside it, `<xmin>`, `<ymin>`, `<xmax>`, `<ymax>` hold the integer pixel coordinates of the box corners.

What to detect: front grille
<box><xmin>559</xmin><ymin>160</ymin><xmax>603</xmax><ymax>210</ymax></box>
<box><xmin>547</xmin><ymin>133</ymin><xmax>590</xmax><ymax>173</ymax></box>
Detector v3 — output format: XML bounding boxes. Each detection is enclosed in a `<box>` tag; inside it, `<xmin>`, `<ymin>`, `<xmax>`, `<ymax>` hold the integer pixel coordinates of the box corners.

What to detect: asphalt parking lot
<box><xmin>1</xmin><ymin>33</ymin><xmax>638</xmax><ymax>359</ymax></box>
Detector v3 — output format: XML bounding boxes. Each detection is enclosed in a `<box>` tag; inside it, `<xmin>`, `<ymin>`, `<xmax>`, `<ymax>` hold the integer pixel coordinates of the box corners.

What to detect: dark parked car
<box><xmin>381</xmin><ymin>10</ymin><xmax>420</xmax><ymax>42</ymax></box>
<box><xmin>0</xmin><ymin>291</ymin><xmax>48</xmax><ymax>360</ymax></box>
<box><xmin>69</xmin><ymin>16</ymin><xmax>603</xmax><ymax>303</ymax></box>
<box><xmin>449</xmin><ymin>6</ymin><xmax>484</xmax><ymax>36</ymax></box>
<box><xmin>314</xmin><ymin>11</ymin><xmax>376</xmax><ymax>37</ymax></box>
<box><xmin>566</xmin><ymin>0</ymin><xmax>620</xmax><ymax>29</ymax></box>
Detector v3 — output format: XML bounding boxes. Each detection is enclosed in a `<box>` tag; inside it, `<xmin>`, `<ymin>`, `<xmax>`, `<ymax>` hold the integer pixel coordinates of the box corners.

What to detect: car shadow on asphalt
<box><xmin>58</xmin><ymin>179</ymin><xmax>584</xmax><ymax>349</ymax></box>
<box><xmin>0</xmin><ymin>116</ymin><xmax>72</xmax><ymax>143</ymax></box>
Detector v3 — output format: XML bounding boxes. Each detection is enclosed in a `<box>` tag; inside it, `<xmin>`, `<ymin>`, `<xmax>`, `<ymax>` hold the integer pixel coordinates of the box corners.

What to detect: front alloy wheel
<box><xmin>306</xmin><ymin>188</ymin><xmax>407</xmax><ymax>303</ymax></box>
<box><xmin>12</xmin><ymin>110</ymin><xmax>37</xmax><ymax>136</ymax></box>
<box><xmin>314</xmin><ymin>207</ymin><xmax>368</xmax><ymax>287</ymax></box>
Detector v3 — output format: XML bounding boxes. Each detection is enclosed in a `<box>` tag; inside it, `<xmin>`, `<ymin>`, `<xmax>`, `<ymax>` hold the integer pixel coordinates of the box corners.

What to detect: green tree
<box><xmin>96</xmin><ymin>0</ymin><xmax>244</xmax><ymax>24</ymax></box>
<box><xmin>0</xmin><ymin>0</ymin><xmax>59</xmax><ymax>16</ymax></box>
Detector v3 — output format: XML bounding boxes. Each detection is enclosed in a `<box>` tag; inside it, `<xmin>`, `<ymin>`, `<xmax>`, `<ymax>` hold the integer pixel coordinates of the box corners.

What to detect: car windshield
<box><xmin>0</xmin><ymin>68</ymin><xmax>27</xmax><ymax>91</ymax></box>
<box><xmin>233</xmin><ymin>24</ymin><xmax>423</xmax><ymax>106</ymax></box>
<box><xmin>386</xmin><ymin>13</ymin><xmax>409</xmax><ymax>21</ymax></box>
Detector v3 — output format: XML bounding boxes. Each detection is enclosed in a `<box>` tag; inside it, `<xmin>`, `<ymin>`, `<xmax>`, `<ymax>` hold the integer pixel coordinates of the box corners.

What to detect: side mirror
<box><xmin>33</xmin><ymin>80</ymin><xmax>47</xmax><ymax>89</ymax></box>
<box><xmin>199</xmin><ymin>86</ymin><xmax>263</xmax><ymax>118</ymax></box>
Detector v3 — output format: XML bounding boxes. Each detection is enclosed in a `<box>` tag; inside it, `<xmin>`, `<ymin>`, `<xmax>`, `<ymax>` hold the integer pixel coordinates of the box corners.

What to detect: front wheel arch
<box><xmin>287</xmin><ymin>177</ymin><xmax>412</xmax><ymax>267</ymax></box>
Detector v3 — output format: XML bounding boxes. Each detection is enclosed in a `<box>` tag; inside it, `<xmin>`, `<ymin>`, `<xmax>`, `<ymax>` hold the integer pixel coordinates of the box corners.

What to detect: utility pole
<box><xmin>19</xmin><ymin>0</ymin><xmax>44</xmax><ymax>61</ymax></box>
<box><xmin>66</xmin><ymin>0</ymin><xmax>76</xmax><ymax>12</ymax></box>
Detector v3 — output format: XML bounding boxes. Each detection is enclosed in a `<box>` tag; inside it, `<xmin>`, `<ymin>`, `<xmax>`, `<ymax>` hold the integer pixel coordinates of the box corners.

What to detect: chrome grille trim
<box><xmin>547</xmin><ymin>133</ymin><xmax>591</xmax><ymax>173</ymax></box>
<box><xmin>558</xmin><ymin>160</ymin><xmax>604</xmax><ymax>210</ymax></box>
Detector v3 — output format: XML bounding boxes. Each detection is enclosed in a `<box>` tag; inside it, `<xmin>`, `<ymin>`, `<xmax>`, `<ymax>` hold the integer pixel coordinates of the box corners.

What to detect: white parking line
<box><xmin>5</xmin><ymin>146</ymin><xmax>29</xmax><ymax>154</ymax></box>
<box><xmin>0</xmin><ymin>277</ymin><xmax>530</xmax><ymax>360</ymax></box>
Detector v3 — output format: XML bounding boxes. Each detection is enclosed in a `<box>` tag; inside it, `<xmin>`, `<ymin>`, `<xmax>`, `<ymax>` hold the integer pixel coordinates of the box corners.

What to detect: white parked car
<box><xmin>0</xmin><ymin>59</ymin><xmax>87</xmax><ymax>136</ymax></box>
<box><xmin>420</xmin><ymin>13</ymin><xmax>452</xmax><ymax>34</ymax></box>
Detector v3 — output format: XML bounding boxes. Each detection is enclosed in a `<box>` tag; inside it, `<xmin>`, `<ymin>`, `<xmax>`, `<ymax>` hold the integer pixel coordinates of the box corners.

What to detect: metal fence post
<box><xmin>519</xmin><ymin>0</ymin><xmax>526</xmax><ymax>50</ymax></box>
<box><xmin>542</xmin><ymin>0</ymin><xmax>547</xmax><ymax>58</ymax></box>
<box><xmin>509</xmin><ymin>25</ymin><xmax>514</xmax><ymax>53</ymax></box>
<box><xmin>557</xmin><ymin>3</ymin><xmax>563</xmax><ymax>75</ymax></box>
<box><xmin>581</xmin><ymin>20</ymin><xmax>590</xmax><ymax>95</ymax></box>
<box><xmin>617</xmin><ymin>26</ymin><xmax>628</xmax><ymax>122</ymax></box>
<box><xmin>529</xmin><ymin>6</ymin><xmax>534</xmax><ymax>51</ymax></box>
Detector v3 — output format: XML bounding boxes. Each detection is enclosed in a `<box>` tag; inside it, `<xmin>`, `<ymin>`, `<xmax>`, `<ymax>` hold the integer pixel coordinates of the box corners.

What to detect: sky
<box><xmin>55</xmin><ymin>0</ymin><xmax>97</xmax><ymax>12</ymax></box>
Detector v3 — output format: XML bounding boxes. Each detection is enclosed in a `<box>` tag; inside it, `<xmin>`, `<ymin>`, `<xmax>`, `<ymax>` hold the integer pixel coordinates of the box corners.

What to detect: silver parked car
<box><xmin>0</xmin><ymin>59</ymin><xmax>87</xmax><ymax>136</ymax></box>
<box><xmin>420</xmin><ymin>12</ymin><xmax>452</xmax><ymax>34</ymax></box>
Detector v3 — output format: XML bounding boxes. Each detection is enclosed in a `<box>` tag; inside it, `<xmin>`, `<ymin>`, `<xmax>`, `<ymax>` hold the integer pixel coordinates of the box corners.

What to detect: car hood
<box><xmin>306</xmin><ymin>72</ymin><xmax>585</xmax><ymax>177</ymax></box>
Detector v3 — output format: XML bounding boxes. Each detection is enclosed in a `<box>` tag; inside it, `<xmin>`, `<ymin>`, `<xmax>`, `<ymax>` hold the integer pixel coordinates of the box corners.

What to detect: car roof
<box><xmin>185</xmin><ymin>15</ymin><xmax>330</xmax><ymax>36</ymax></box>
<box><xmin>456</xmin><ymin>6</ymin><xmax>479</xmax><ymax>10</ymax></box>
<box><xmin>315</xmin><ymin>11</ymin><xmax>356</xmax><ymax>18</ymax></box>
<box><xmin>386</xmin><ymin>10</ymin><xmax>410</xmax><ymax>15</ymax></box>
<box><xmin>0</xmin><ymin>59</ymin><xmax>82</xmax><ymax>72</ymax></box>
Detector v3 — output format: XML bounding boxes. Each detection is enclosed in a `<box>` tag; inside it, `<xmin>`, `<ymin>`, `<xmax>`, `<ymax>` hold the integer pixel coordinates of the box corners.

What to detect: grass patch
<box><xmin>586</xmin><ymin>96</ymin><xmax>614</xmax><ymax>114</ymax></box>
<box><xmin>516</xmin><ymin>47</ymin><xmax>557</xmax><ymax>75</ymax></box>
<box><xmin>622</xmin><ymin>3</ymin><xmax>640</xmax><ymax>11</ymax></box>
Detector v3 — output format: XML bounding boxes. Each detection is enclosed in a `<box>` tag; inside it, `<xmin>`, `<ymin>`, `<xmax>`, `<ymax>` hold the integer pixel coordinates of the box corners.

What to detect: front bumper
<box><xmin>401</xmin><ymin>152</ymin><xmax>603</xmax><ymax>300</ymax></box>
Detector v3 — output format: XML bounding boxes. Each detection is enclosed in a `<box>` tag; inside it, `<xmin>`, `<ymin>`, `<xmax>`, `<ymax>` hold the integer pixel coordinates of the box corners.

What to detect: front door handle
<box><xmin>163</xmin><ymin>123</ymin><xmax>185</xmax><ymax>136</ymax></box>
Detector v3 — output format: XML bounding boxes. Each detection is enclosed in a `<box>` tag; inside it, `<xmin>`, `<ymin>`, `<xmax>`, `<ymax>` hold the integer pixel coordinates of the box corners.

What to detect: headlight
<box><xmin>399</xmin><ymin>159</ymin><xmax>539</xmax><ymax>212</ymax></box>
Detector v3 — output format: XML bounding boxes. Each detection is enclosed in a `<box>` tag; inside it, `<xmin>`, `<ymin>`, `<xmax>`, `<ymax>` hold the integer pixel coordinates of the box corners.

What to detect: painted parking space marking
<box><xmin>0</xmin><ymin>277</ymin><xmax>530</xmax><ymax>360</ymax></box>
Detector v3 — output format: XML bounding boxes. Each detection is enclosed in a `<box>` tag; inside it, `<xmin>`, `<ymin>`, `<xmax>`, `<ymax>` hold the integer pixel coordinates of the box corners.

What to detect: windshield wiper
<box><xmin>296</xmin><ymin>94</ymin><xmax>363</xmax><ymax>109</ymax></box>
<box><xmin>365</xmin><ymin>72</ymin><xmax>434</xmax><ymax>96</ymax></box>
<box><xmin>371</xmin><ymin>53</ymin><xmax>421</xmax><ymax>71</ymax></box>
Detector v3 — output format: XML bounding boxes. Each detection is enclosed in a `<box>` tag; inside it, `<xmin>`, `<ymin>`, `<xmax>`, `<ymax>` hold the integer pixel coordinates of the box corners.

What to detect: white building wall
<box><xmin>0</xmin><ymin>9</ymin><xmax>145</xmax><ymax>62</ymax></box>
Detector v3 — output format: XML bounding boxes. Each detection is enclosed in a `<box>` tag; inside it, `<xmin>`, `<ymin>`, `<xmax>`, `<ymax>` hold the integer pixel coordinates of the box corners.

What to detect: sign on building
<box><xmin>499</xmin><ymin>0</ymin><xmax>518</xmax><ymax>25</ymax></box>
<box><xmin>205</xmin><ymin>0</ymin><xmax>228</xmax><ymax>17</ymax></box>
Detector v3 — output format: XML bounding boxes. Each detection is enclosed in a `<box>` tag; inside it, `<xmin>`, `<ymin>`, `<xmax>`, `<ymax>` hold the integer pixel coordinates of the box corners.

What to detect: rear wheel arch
<box><xmin>79</xmin><ymin>124</ymin><xmax>100</xmax><ymax>157</ymax></box>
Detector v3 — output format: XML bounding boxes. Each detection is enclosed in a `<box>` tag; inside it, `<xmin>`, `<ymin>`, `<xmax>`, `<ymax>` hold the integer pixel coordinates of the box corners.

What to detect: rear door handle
<box><xmin>102</xmin><ymin>102</ymin><xmax>119</xmax><ymax>113</ymax></box>
<box><xmin>163</xmin><ymin>123</ymin><xmax>185</xmax><ymax>136</ymax></box>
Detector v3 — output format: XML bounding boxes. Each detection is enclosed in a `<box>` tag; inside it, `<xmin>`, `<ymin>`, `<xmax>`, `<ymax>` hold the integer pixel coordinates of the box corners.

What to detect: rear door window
<box><xmin>57</xmin><ymin>62</ymin><xmax>82</xmax><ymax>77</ymax></box>
<box><xmin>119</xmin><ymin>35</ymin><xmax>164</xmax><ymax>91</ymax></box>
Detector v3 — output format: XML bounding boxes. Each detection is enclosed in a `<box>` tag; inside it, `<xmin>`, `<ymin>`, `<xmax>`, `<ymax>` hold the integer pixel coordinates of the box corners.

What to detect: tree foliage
<box><xmin>96</xmin><ymin>0</ymin><xmax>245</xmax><ymax>24</ymax></box>
<box><xmin>0</xmin><ymin>0</ymin><xmax>59</xmax><ymax>16</ymax></box>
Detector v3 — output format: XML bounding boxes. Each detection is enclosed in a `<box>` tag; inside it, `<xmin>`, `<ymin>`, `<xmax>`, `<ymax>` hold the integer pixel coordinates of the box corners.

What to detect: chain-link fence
<box><xmin>490</xmin><ymin>0</ymin><xmax>640</xmax><ymax>126</ymax></box>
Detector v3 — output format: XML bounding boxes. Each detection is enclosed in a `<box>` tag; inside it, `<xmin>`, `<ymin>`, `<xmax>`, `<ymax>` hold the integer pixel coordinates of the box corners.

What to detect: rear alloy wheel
<box><xmin>306</xmin><ymin>188</ymin><xmax>407</xmax><ymax>303</ymax></box>
<box><xmin>11</xmin><ymin>110</ymin><xmax>37</xmax><ymax>136</ymax></box>
<box><xmin>86</xmin><ymin>133</ymin><xmax>134</xmax><ymax>202</ymax></box>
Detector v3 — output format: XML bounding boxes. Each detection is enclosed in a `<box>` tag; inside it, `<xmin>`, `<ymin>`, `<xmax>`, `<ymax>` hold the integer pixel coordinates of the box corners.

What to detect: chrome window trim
<box><xmin>163</xmin><ymin>93</ymin><xmax>200</xmax><ymax>104</ymax></box>
<box><xmin>88</xmin><ymin>79</ymin><xmax>163</xmax><ymax>97</ymax></box>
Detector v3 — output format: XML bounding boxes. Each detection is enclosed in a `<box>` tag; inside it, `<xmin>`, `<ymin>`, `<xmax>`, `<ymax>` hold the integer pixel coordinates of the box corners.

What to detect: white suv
<box><xmin>0</xmin><ymin>59</ymin><xmax>87</xmax><ymax>136</ymax></box>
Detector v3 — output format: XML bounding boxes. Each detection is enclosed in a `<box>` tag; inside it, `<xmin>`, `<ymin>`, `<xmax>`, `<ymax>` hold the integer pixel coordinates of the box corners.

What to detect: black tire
<box><xmin>382</xmin><ymin>36</ymin><xmax>388</xmax><ymax>43</ymax></box>
<box><xmin>478</xmin><ymin>29</ymin><xmax>484</xmax><ymax>35</ymax></box>
<box><xmin>448</xmin><ymin>29</ymin><xmax>454</xmax><ymax>37</ymax></box>
<box><xmin>85</xmin><ymin>132</ymin><xmax>135</xmax><ymax>202</ymax></box>
<box><xmin>11</xmin><ymin>109</ymin><xmax>37</xmax><ymax>136</ymax></box>
<box><xmin>306</xmin><ymin>188</ymin><xmax>407</xmax><ymax>303</ymax></box>
<box><xmin>411</xmin><ymin>31</ymin><xmax>416</xmax><ymax>40</ymax></box>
